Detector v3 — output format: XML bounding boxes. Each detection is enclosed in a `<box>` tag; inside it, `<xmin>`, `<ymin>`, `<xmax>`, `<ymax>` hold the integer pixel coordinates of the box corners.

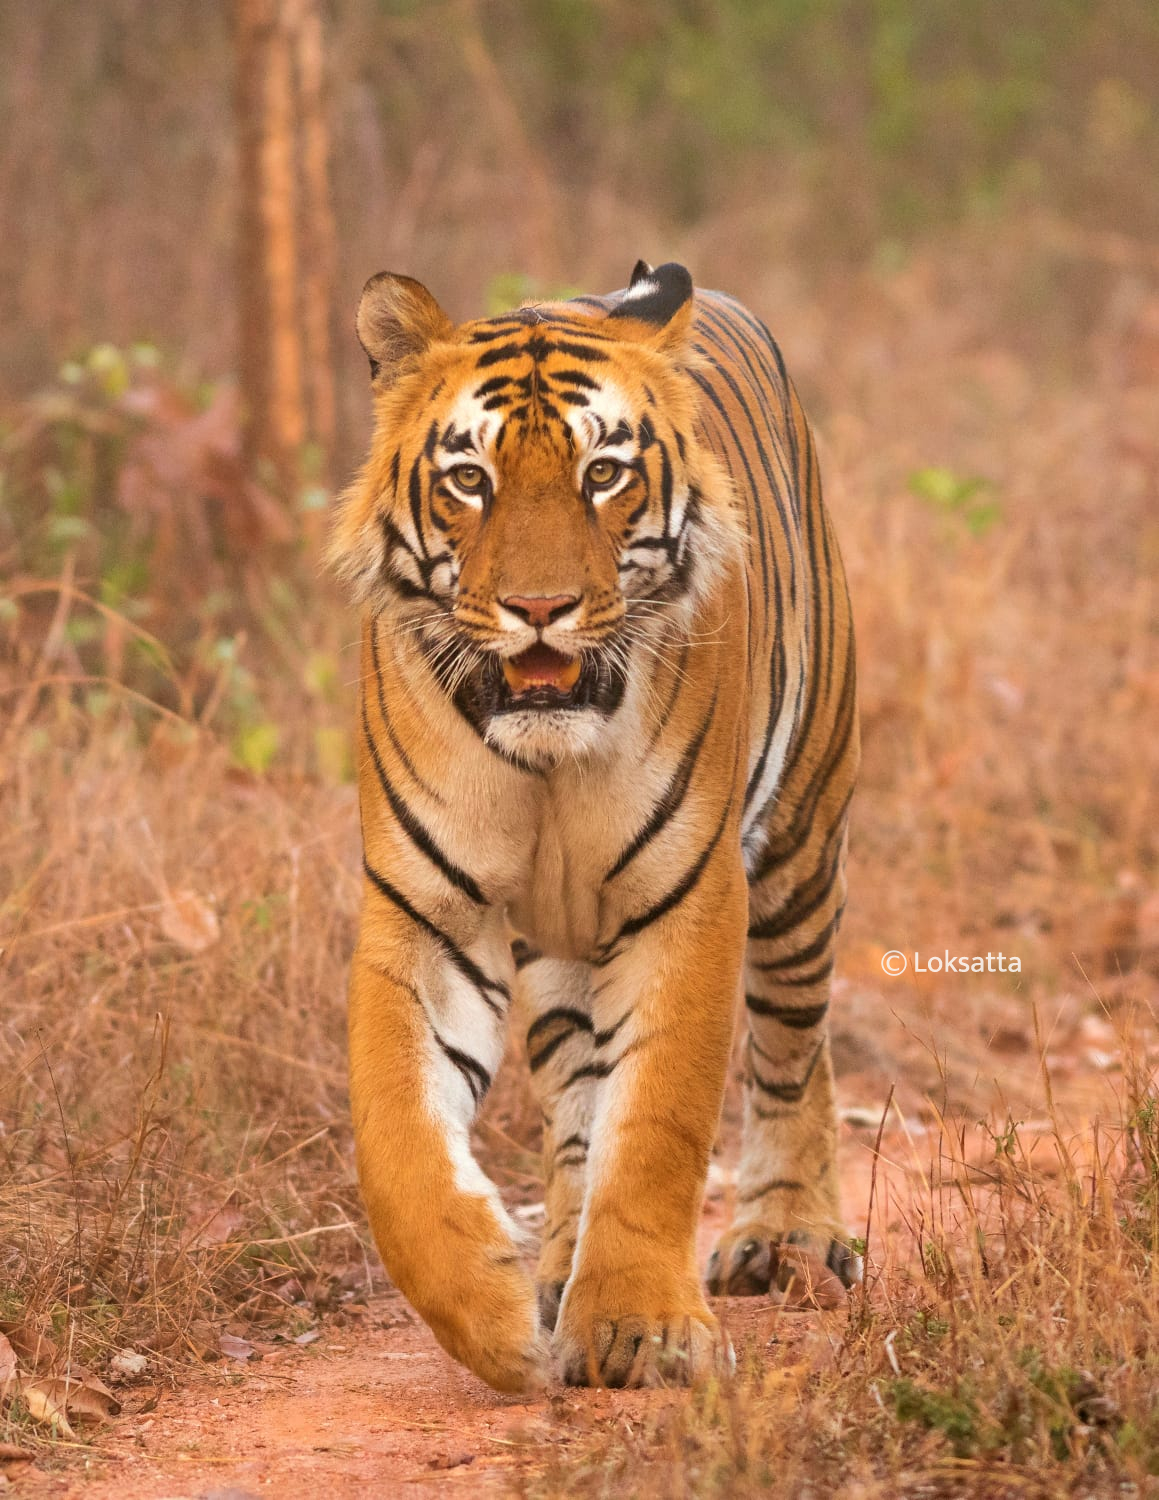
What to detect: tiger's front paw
<box><xmin>554</xmin><ymin>1276</ymin><xmax>729</xmax><ymax>1387</ymax></box>
<box><xmin>705</xmin><ymin>1224</ymin><xmax>862</xmax><ymax>1308</ymax></box>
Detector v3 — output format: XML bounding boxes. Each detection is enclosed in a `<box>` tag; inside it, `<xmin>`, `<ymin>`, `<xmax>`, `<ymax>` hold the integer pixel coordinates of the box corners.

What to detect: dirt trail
<box><xmin>17</xmin><ymin>1135</ymin><xmax>894</xmax><ymax>1500</ymax></box>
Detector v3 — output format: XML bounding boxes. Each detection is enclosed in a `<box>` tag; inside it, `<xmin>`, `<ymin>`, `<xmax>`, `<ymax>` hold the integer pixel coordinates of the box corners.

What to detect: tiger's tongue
<box><xmin>502</xmin><ymin>643</ymin><xmax>582</xmax><ymax>695</ymax></box>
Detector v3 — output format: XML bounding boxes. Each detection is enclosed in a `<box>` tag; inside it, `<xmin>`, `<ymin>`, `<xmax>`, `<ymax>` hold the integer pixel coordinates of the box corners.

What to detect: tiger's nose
<box><xmin>500</xmin><ymin>593</ymin><xmax>580</xmax><ymax>629</ymax></box>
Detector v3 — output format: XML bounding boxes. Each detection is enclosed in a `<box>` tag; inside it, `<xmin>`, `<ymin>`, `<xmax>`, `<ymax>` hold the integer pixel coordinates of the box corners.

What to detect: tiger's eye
<box><xmin>451</xmin><ymin>463</ymin><xmax>487</xmax><ymax>492</ymax></box>
<box><xmin>587</xmin><ymin>459</ymin><xmax>621</xmax><ymax>488</ymax></box>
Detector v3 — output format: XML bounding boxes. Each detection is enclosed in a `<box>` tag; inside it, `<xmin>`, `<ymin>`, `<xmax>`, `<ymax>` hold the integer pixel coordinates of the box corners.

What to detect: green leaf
<box><xmin>964</xmin><ymin>500</ymin><xmax>1003</xmax><ymax>537</ymax></box>
<box><xmin>908</xmin><ymin>466</ymin><xmax>989</xmax><ymax>510</ymax></box>
<box><xmin>48</xmin><ymin>515</ymin><xmax>93</xmax><ymax>546</ymax></box>
<box><xmin>86</xmin><ymin>343</ymin><xmax>130</xmax><ymax>399</ymax></box>
<box><xmin>234</xmin><ymin>722</ymin><xmax>280</xmax><ymax>774</ymax></box>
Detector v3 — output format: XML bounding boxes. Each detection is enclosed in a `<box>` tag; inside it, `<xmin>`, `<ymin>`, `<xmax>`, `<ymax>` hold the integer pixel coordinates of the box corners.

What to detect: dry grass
<box><xmin>521</xmin><ymin>1041</ymin><xmax>1159</xmax><ymax>1498</ymax></box>
<box><xmin>2</xmin><ymin>223</ymin><xmax>1158</xmax><ymax>1490</ymax></box>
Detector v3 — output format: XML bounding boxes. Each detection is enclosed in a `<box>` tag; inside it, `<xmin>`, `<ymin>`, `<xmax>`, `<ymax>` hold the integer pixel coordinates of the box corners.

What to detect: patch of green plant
<box><xmin>890</xmin><ymin>1376</ymin><xmax>982</xmax><ymax>1458</ymax></box>
<box><xmin>908</xmin><ymin>466</ymin><xmax>1002</xmax><ymax>538</ymax></box>
<box><xmin>484</xmin><ymin>272</ymin><xmax>581</xmax><ymax>317</ymax></box>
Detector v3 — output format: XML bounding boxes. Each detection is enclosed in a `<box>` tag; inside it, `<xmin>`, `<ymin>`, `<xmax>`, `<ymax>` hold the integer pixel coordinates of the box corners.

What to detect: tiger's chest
<box><xmin>502</xmin><ymin>745</ymin><xmax>676</xmax><ymax>962</ymax></box>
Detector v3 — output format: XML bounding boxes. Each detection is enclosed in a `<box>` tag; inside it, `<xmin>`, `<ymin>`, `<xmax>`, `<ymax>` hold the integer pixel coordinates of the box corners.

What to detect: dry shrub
<box><xmin>524</xmin><ymin>1034</ymin><xmax>1159</xmax><ymax>1497</ymax></box>
<box><xmin>0</xmin><ymin>723</ymin><xmax>365</xmax><ymax>1371</ymax></box>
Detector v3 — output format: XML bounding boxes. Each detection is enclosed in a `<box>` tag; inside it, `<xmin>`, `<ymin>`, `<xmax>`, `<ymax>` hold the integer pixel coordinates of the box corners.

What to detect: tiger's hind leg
<box><xmin>705</xmin><ymin>813</ymin><xmax>862</xmax><ymax>1306</ymax></box>
<box><xmin>512</xmin><ymin>950</ymin><xmax>598</xmax><ymax>1332</ymax></box>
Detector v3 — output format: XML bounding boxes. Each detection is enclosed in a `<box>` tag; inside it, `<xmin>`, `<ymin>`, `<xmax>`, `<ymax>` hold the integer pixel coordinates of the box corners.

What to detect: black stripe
<box><xmin>407</xmin><ymin>457</ymin><xmax>428</xmax><ymax>558</ymax></box>
<box><xmin>737</xmin><ymin>1178</ymin><xmax>805</xmax><ymax>1205</ymax></box>
<box><xmin>550</xmin><ymin>340</ymin><xmax>610</xmax><ymax>363</ymax></box>
<box><xmin>605</xmin><ymin>694</ymin><xmax>716</xmax><ymax>881</ymax></box>
<box><xmin>529</xmin><ymin>1027</ymin><xmax>588</xmax><ymax>1074</ymax></box>
<box><xmin>468</xmin><ymin>323</ymin><xmax>524</xmax><ymax>342</ymax></box>
<box><xmin>441</xmin><ymin>427</ymin><xmax>476</xmax><ymax>455</ymax></box>
<box><xmin>362</xmin><ymin>856</ymin><xmax>508</xmax><ymax>1015</ymax></box>
<box><xmin>748</xmin><ymin>1039</ymin><xmax>824</xmax><ymax>1103</ymax></box>
<box><xmin>476</xmin><ymin>342</ymin><xmax>524</xmax><ymax>367</ymax></box>
<box><xmin>550</xmin><ymin>368</ymin><xmax>599</xmax><ymax>389</ymax></box>
<box><xmin>381</xmin><ymin>513</ymin><xmax>420</xmax><ymax>563</ymax></box>
<box><xmin>755</xmin><ymin>657</ymin><xmax>857</xmax><ymax>874</ymax></box>
<box><xmin>395</xmin><ymin>979</ymin><xmax>491</xmax><ymax>1107</ymax></box>
<box><xmin>697</xmin><ymin>301</ymin><xmax>797</xmax><ymax>517</ymax></box>
<box><xmin>361</xmin><ymin>702</ymin><xmax>485</xmax><ymax>903</ymax></box>
<box><xmin>658</xmin><ymin>439</ymin><xmax>674</xmax><ymax>535</ymax></box>
<box><xmin>511</xmin><ymin>938</ymin><xmax>542</xmax><ymax>969</ymax></box>
<box><xmin>602</xmin><ymin>795</ymin><xmax>732</xmax><ymax>950</ymax></box>
<box><xmin>743</xmin><ymin>631</ymin><xmax>788</xmax><ymax>812</ymax></box>
<box><xmin>526</xmin><ymin>1007</ymin><xmax>594</xmax><ymax>1071</ymax></box>
<box><xmin>693</xmin><ymin>326</ymin><xmax>796</xmax><ymax>616</ymax></box>
<box><xmin>748</xmin><ymin>837</ymin><xmax>843</xmax><ymax>943</ymax></box>
<box><xmin>749</xmin><ymin>916</ymin><xmax>839</xmax><ymax>974</ymax></box>
<box><xmin>593</xmin><ymin>1012</ymin><xmax>629</xmax><ymax>1048</ymax></box>
<box><xmin>432</xmin><ymin>1029</ymin><xmax>491</xmax><ymax>1105</ymax></box>
<box><xmin>368</xmin><ymin>626</ymin><xmax>442</xmax><ymax>802</ymax></box>
<box><xmin>562</xmin><ymin>1058</ymin><xmax>617</xmax><ymax>1089</ymax></box>
<box><xmin>687</xmin><ymin>365</ymin><xmax>780</xmax><ymax>647</ymax></box>
<box><xmin>526</xmin><ymin>1005</ymin><xmax>594</xmax><ymax>1047</ymax></box>
<box><xmin>473</xmin><ymin>375</ymin><xmax>513</xmax><ymax>397</ymax></box>
<box><xmin>744</xmin><ymin>996</ymin><xmax>830</xmax><ymax>1029</ymax></box>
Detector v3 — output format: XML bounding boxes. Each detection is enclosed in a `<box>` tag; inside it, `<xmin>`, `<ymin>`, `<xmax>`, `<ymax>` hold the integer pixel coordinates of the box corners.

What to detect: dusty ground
<box><xmin>10</xmin><ymin>1126</ymin><xmax>903</xmax><ymax>1499</ymax></box>
<box><xmin>12</xmin><ymin>1056</ymin><xmax>1125</xmax><ymax>1500</ymax></box>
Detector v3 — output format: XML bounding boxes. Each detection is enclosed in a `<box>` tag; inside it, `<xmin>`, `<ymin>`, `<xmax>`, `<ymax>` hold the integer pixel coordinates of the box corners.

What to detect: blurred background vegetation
<box><xmin>3</xmin><ymin>0</ymin><xmax>1158</xmax><ymax>765</ymax></box>
<box><xmin>2</xmin><ymin>0</ymin><xmax>1157</xmax><ymax>408</ymax></box>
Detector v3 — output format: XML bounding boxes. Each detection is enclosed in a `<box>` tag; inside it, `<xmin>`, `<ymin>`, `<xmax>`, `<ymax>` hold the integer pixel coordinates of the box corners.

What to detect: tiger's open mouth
<box><xmin>501</xmin><ymin>643</ymin><xmax>582</xmax><ymax>699</ymax></box>
<box><xmin>445</xmin><ymin>634</ymin><xmax>627</xmax><ymax>736</ymax></box>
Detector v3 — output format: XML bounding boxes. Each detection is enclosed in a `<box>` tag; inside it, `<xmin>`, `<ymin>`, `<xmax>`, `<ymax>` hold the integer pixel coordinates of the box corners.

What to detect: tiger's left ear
<box><xmin>609</xmin><ymin>261</ymin><xmax>694</xmax><ymax>353</ymax></box>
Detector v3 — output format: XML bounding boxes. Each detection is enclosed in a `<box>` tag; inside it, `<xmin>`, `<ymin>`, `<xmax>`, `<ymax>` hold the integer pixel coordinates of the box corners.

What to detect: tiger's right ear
<box><xmin>355</xmin><ymin>272</ymin><xmax>453</xmax><ymax>384</ymax></box>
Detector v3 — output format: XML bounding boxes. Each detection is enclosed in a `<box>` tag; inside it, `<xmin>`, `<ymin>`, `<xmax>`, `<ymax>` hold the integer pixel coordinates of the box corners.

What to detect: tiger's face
<box><xmin>330</xmin><ymin>263</ymin><xmax>737</xmax><ymax>767</ymax></box>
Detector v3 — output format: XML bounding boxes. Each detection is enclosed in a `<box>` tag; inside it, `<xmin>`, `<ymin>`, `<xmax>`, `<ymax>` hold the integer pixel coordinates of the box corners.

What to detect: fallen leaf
<box><xmin>64</xmin><ymin>1374</ymin><xmax>121</xmax><ymax>1422</ymax></box>
<box><xmin>0</xmin><ymin>1322</ymin><xmax>58</xmax><ymax>1373</ymax></box>
<box><xmin>0</xmin><ymin>1334</ymin><xmax>15</xmax><ymax>1396</ymax></box>
<box><xmin>19</xmin><ymin>1380</ymin><xmax>76</xmax><ymax>1440</ymax></box>
<box><xmin>292</xmin><ymin>1329</ymin><xmax>320</xmax><ymax>1346</ymax></box>
<box><xmin>218</xmin><ymin>1333</ymin><xmax>255</xmax><ymax>1362</ymax></box>
<box><xmin>21</xmin><ymin>1372</ymin><xmax>120</xmax><ymax>1430</ymax></box>
<box><xmin>160</xmin><ymin>888</ymin><xmax>219</xmax><ymax>952</ymax></box>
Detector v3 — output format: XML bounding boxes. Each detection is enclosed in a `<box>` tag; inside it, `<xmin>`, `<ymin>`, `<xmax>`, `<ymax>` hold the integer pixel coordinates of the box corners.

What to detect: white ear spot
<box><xmin>621</xmin><ymin>276</ymin><xmax>660</xmax><ymax>304</ymax></box>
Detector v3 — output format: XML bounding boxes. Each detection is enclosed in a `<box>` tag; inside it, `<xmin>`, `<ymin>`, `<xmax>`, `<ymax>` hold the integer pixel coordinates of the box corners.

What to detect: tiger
<box><xmin>328</xmin><ymin>259</ymin><xmax>860</xmax><ymax>1393</ymax></box>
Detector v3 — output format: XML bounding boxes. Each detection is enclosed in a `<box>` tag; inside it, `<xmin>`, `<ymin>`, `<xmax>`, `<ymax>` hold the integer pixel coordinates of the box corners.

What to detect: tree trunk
<box><xmin>233</xmin><ymin>0</ymin><xmax>310</xmax><ymax>499</ymax></box>
<box><xmin>293</xmin><ymin>0</ymin><xmax>337</xmax><ymax>494</ymax></box>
